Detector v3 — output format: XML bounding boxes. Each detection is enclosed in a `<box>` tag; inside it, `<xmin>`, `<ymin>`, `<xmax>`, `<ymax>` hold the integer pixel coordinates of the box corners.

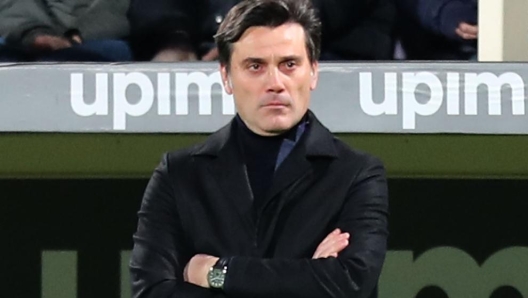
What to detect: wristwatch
<box><xmin>207</xmin><ymin>258</ymin><xmax>229</xmax><ymax>290</ymax></box>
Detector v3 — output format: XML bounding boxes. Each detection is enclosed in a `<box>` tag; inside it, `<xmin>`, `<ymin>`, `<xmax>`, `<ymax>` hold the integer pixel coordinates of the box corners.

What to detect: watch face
<box><xmin>208</xmin><ymin>268</ymin><xmax>225</xmax><ymax>288</ymax></box>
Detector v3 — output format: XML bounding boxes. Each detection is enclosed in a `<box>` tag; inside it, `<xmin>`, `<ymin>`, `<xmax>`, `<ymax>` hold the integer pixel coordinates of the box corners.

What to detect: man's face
<box><xmin>220</xmin><ymin>23</ymin><xmax>319</xmax><ymax>136</ymax></box>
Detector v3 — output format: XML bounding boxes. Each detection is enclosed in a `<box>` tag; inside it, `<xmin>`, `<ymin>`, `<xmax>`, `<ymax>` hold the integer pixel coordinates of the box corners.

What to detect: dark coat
<box><xmin>398</xmin><ymin>0</ymin><xmax>477</xmax><ymax>40</ymax></box>
<box><xmin>395</xmin><ymin>0</ymin><xmax>478</xmax><ymax>60</ymax></box>
<box><xmin>130</xmin><ymin>111</ymin><xmax>389</xmax><ymax>298</ymax></box>
<box><xmin>315</xmin><ymin>0</ymin><xmax>397</xmax><ymax>60</ymax></box>
<box><xmin>0</xmin><ymin>0</ymin><xmax>130</xmax><ymax>45</ymax></box>
<box><xmin>127</xmin><ymin>0</ymin><xmax>239</xmax><ymax>60</ymax></box>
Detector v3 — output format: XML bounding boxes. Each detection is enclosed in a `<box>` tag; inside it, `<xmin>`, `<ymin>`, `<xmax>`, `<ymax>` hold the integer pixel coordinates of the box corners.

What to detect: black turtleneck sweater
<box><xmin>235</xmin><ymin>116</ymin><xmax>300</xmax><ymax>216</ymax></box>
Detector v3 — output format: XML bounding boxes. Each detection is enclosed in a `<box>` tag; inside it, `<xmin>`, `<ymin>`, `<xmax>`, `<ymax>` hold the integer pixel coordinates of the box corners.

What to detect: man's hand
<box><xmin>70</xmin><ymin>34</ymin><xmax>83</xmax><ymax>44</ymax></box>
<box><xmin>184</xmin><ymin>254</ymin><xmax>219</xmax><ymax>288</ymax></box>
<box><xmin>32</xmin><ymin>35</ymin><xmax>72</xmax><ymax>51</ymax></box>
<box><xmin>456</xmin><ymin>22</ymin><xmax>478</xmax><ymax>40</ymax></box>
<box><xmin>201</xmin><ymin>47</ymin><xmax>219</xmax><ymax>61</ymax></box>
<box><xmin>152</xmin><ymin>48</ymin><xmax>198</xmax><ymax>62</ymax></box>
<box><xmin>312</xmin><ymin>228</ymin><xmax>350</xmax><ymax>259</ymax></box>
<box><xmin>184</xmin><ymin>229</ymin><xmax>349</xmax><ymax>288</ymax></box>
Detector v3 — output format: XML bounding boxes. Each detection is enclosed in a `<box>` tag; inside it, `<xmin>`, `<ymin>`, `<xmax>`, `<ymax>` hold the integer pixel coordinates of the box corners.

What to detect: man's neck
<box><xmin>235</xmin><ymin>115</ymin><xmax>303</xmax><ymax>142</ymax></box>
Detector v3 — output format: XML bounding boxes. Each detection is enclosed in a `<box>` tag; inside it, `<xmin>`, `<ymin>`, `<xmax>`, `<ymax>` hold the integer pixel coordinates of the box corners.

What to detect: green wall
<box><xmin>2</xmin><ymin>133</ymin><xmax>528</xmax><ymax>179</ymax></box>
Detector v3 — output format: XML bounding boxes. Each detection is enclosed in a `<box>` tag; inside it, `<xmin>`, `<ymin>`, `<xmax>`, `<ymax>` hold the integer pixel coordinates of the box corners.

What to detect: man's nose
<box><xmin>265</xmin><ymin>68</ymin><xmax>286</xmax><ymax>93</ymax></box>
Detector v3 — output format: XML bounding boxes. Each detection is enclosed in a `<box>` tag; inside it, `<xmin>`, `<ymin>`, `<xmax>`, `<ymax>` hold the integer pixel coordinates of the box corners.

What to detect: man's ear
<box><xmin>220</xmin><ymin>64</ymin><xmax>233</xmax><ymax>94</ymax></box>
<box><xmin>310</xmin><ymin>61</ymin><xmax>319</xmax><ymax>91</ymax></box>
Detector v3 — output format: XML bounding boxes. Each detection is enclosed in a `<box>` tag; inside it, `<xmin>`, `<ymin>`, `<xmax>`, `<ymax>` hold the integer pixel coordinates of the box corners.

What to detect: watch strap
<box><xmin>213</xmin><ymin>257</ymin><xmax>230</xmax><ymax>270</ymax></box>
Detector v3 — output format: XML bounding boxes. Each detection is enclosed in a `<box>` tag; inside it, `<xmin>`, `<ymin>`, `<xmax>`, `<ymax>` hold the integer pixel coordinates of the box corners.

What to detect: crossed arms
<box><xmin>130</xmin><ymin>154</ymin><xmax>388</xmax><ymax>298</ymax></box>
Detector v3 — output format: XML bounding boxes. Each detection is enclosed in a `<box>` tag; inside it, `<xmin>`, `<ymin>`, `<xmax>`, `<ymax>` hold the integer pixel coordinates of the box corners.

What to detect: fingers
<box><xmin>319</xmin><ymin>228</ymin><xmax>341</xmax><ymax>246</ymax></box>
<box><xmin>71</xmin><ymin>34</ymin><xmax>83</xmax><ymax>44</ymax></box>
<box><xmin>456</xmin><ymin>28</ymin><xmax>477</xmax><ymax>40</ymax></box>
<box><xmin>459</xmin><ymin>23</ymin><xmax>478</xmax><ymax>35</ymax></box>
<box><xmin>313</xmin><ymin>234</ymin><xmax>349</xmax><ymax>259</ymax></box>
<box><xmin>456</xmin><ymin>23</ymin><xmax>478</xmax><ymax>40</ymax></box>
<box><xmin>183</xmin><ymin>262</ymin><xmax>190</xmax><ymax>282</ymax></box>
<box><xmin>33</xmin><ymin>34</ymin><xmax>78</xmax><ymax>51</ymax></box>
<box><xmin>202</xmin><ymin>48</ymin><xmax>219</xmax><ymax>61</ymax></box>
<box><xmin>317</xmin><ymin>233</ymin><xmax>349</xmax><ymax>258</ymax></box>
<box><xmin>313</xmin><ymin>230</ymin><xmax>350</xmax><ymax>259</ymax></box>
<box><xmin>152</xmin><ymin>49</ymin><xmax>198</xmax><ymax>62</ymax></box>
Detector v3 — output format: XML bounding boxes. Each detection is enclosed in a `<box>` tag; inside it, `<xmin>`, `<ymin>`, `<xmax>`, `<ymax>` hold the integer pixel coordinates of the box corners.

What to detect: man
<box><xmin>127</xmin><ymin>0</ymin><xmax>395</xmax><ymax>62</ymax></box>
<box><xmin>130</xmin><ymin>0</ymin><xmax>389</xmax><ymax>297</ymax></box>
<box><xmin>395</xmin><ymin>0</ymin><xmax>478</xmax><ymax>60</ymax></box>
<box><xmin>0</xmin><ymin>0</ymin><xmax>132</xmax><ymax>62</ymax></box>
<box><xmin>412</xmin><ymin>0</ymin><xmax>478</xmax><ymax>41</ymax></box>
<box><xmin>127</xmin><ymin>0</ymin><xmax>236</xmax><ymax>61</ymax></box>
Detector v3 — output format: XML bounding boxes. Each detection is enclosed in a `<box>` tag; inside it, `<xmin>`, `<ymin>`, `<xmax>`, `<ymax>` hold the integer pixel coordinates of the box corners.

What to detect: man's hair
<box><xmin>214</xmin><ymin>0</ymin><xmax>322</xmax><ymax>68</ymax></box>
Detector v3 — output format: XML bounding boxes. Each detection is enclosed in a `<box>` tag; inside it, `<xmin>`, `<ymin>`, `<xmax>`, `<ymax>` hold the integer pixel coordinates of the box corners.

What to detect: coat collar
<box><xmin>189</xmin><ymin>110</ymin><xmax>339</xmax><ymax>244</ymax></box>
<box><xmin>191</xmin><ymin>110</ymin><xmax>338</xmax><ymax>159</ymax></box>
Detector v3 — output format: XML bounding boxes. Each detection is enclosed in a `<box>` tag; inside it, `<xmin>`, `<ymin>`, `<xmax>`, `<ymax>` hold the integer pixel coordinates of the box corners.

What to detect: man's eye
<box><xmin>249</xmin><ymin>64</ymin><xmax>261</xmax><ymax>70</ymax></box>
<box><xmin>285</xmin><ymin>61</ymin><xmax>296</xmax><ymax>69</ymax></box>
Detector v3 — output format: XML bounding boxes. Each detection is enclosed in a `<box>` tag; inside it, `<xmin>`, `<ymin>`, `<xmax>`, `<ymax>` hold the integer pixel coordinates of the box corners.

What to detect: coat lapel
<box><xmin>266</xmin><ymin>141</ymin><xmax>312</xmax><ymax>205</ymax></box>
<box><xmin>192</xmin><ymin>111</ymin><xmax>339</xmax><ymax>252</ymax></box>
<box><xmin>192</xmin><ymin>120</ymin><xmax>256</xmax><ymax>237</ymax></box>
<box><xmin>256</xmin><ymin>112</ymin><xmax>339</xmax><ymax>254</ymax></box>
<box><xmin>263</xmin><ymin>111</ymin><xmax>338</xmax><ymax>211</ymax></box>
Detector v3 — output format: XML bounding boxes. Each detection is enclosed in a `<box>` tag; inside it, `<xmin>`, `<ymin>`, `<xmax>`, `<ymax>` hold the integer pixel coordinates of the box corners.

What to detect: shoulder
<box><xmin>329</xmin><ymin>138</ymin><xmax>388</xmax><ymax>206</ymax></box>
<box><xmin>331</xmin><ymin>136</ymin><xmax>386</xmax><ymax>176</ymax></box>
<box><xmin>161</xmin><ymin>141</ymin><xmax>209</xmax><ymax>172</ymax></box>
<box><xmin>161</xmin><ymin>122</ymin><xmax>231</xmax><ymax>171</ymax></box>
<box><xmin>306</xmin><ymin>111</ymin><xmax>384</xmax><ymax>172</ymax></box>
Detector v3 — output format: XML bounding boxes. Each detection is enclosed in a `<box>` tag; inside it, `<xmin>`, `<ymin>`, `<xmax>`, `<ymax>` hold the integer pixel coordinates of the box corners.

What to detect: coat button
<box><xmin>215</xmin><ymin>15</ymin><xmax>223</xmax><ymax>24</ymax></box>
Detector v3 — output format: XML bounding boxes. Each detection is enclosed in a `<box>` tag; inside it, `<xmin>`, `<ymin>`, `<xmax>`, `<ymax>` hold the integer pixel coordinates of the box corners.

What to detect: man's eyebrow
<box><xmin>279</xmin><ymin>55</ymin><xmax>302</xmax><ymax>62</ymax></box>
<box><xmin>240</xmin><ymin>55</ymin><xmax>303</xmax><ymax>65</ymax></box>
<box><xmin>241</xmin><ymin>57</ymin><xmax>267</xmax><ymax>65</ymax></box>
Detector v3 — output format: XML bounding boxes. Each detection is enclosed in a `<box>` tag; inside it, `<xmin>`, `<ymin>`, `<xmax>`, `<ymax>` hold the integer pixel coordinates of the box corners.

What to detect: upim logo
<box><xmin>70</xmin><ymin>71</ymin><xmax>235</xmax><ymax>130</ymax></box>
<box><xmin>359</xmin><ymin>72</ymin><xmax>526</xmax><ymax>129</ymax></box>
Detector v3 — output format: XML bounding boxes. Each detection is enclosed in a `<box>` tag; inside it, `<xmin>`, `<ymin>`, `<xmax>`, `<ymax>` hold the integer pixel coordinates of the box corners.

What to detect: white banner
<box><xmin>1</xmin><ymin>62</ymin><xmax>527</xmax><ymax>134</ymax></box>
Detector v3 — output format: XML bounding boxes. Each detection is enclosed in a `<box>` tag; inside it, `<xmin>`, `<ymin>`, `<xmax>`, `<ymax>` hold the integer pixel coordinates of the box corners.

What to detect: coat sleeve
<box><xmin>130</xmin><ymin>154</ymin><xmax>226</xmax><ymax>298</ymax></box>
<box><xmin>222</xmin><ymin>156</ymin><xmax>389</xmax><ymax>298</ymax></box>
<box><xmin>73</xmin><ymin>0</ymin><xmax>130</xmax><ymax>40</ymax></box>
<box><xmin>127</xmin><ymin>0</ymin><xmax>204</xmax><ymax>60</ymax></box>
<box><xmin>418</xmin><ymin>0</ymin><xmax>477</xmax><ymax>40</ymax></box>
<box><xmin>397</xmin><ymin>0</ymin><xmax>477</xmax><ymax>40</ymax></box>
<box><xmin>0</xmin><ymin>0</ymin><xmax>64</xmax><ymax>46</ymax></box>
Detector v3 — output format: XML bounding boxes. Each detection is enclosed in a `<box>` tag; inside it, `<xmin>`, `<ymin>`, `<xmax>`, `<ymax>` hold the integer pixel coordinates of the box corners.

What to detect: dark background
<box><xmin>2</xmin><ymin>178</ymin><xmax>527</xmax><ymax>298</ymax></box>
